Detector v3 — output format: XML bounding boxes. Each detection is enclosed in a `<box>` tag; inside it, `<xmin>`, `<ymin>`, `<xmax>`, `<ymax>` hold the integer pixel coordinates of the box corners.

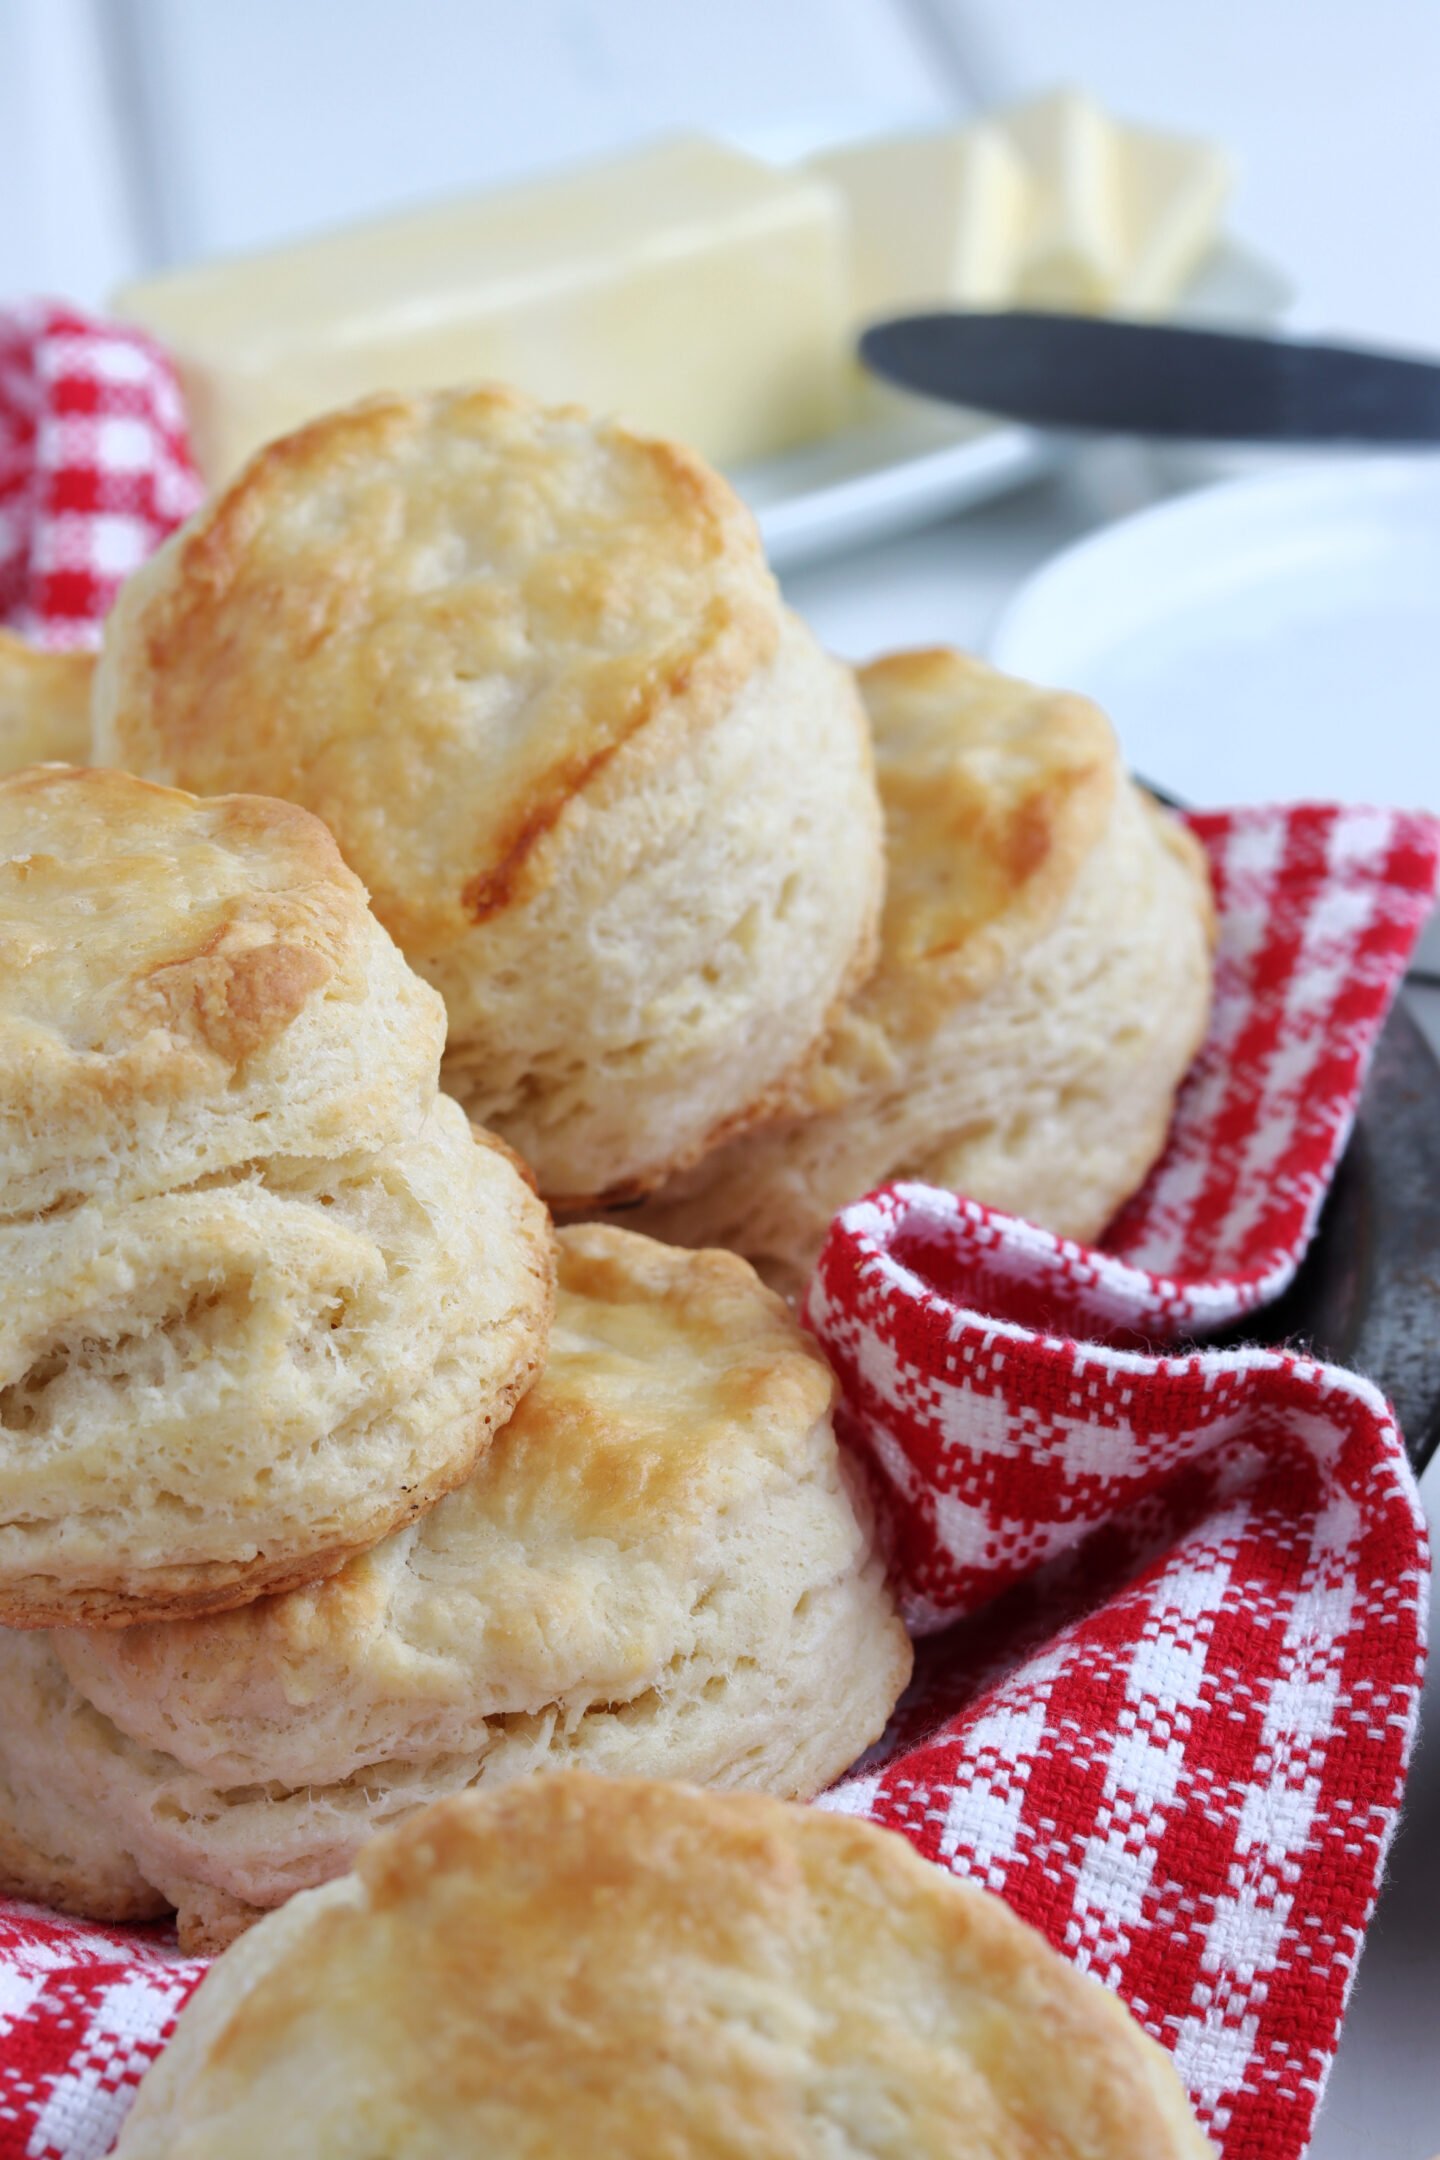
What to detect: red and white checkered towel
<box><xmin>0</xmin><ymin>302</ymin><xmax>199</xmax><ymax>648</ymax></box>
<box><xmin>0</xmin><ymin>301</ymin><xmax>1437</xmax><ymax>2160</ymax></box>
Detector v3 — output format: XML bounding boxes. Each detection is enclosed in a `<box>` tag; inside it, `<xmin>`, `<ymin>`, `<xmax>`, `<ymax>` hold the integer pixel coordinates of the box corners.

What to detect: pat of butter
<box><xmin>1114</xmin><ymin>128</ymin><xmax>1233</xmax><ymax>314</ymax></box>
<box><xmin>1001</xmin><ymin>89</ymin><xmax>1127</xmax><ymax>311</ymax></box>
<box><xmin>114</xmin><ymin>136</ymin><xmax>853</xmax><ymax>486</ymax></box>
<box><xmin>807</xmin><ymin>123</ymin><xmax>1031</xmax><ymax>318</ymax></box>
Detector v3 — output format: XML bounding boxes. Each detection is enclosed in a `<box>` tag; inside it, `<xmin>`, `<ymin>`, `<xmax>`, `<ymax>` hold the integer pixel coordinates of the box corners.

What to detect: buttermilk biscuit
<box><xmin>0</xmin><ymin>1226</ymin><xmax>911</xmax><ymax>1949</ymax></box>
<box><xmin>0</xmin><ymin>631</ymin><xmax>93</xmax><ymax>773</ymax></box>
<box><xmin>0</xmin><ymin>763</ymin><xmax>443</xmax><ymax>1213</ymax></box>
<box><xmin>92</xmin><ymin>385</ymin><xmax>884</xmax><ymax>1206</ymax></box>
<box><xmin>109</xmin><ymin>1777</ymin><xmax>1215</xmax><ymax>2160</ymax></box>
<box><xmin>0</xmin><ymin>766</ymin><xmax>553</xmax><ymax>1625</ymax></box>
<box><xmin>620</xmin><ymin>648</ymin><xmax>1214</xmax><ymax>1294</ymax></box>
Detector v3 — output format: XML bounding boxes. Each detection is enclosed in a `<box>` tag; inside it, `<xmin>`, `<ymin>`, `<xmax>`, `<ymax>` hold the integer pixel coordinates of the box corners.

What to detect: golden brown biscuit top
<box><xmin>862</xmin><ymin>648</ymin><xmax>1118</xmax><ymax>999</ymax></box>
<box><xmin>114</xmin><ymin>1777</ymin><xmax>1213</xmax><ymax>2158</ymax></box>
<box><xmin>0</xmin><ymin>764</ymin><xmax>443</xmax><ymax>1209</ymax></box>
<box><xmin>0</xmin><ymin>632</ymin><xmax>93</xmax><ymax>772</ymax></box>
<box><xmin>53</xmin><ymin>1224</ymin><xmax>839</xmax><ymax>1784</ymax></box>
<box><xmin>94</xmin><ymin>386</ymin><xmax>780</xmax><ymax>954</ymax></box>
<box><xmin>0</xmin><ymin>765</ymin><xmax>369</xmax><ymax>1073</ymax></box>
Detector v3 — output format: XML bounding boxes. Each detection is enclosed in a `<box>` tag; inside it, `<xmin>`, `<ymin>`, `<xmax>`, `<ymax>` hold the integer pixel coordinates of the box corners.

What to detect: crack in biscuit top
<box><xmin>97</xmin><ymin>387</ymin><xmax>782</xmax><ymax>955</ymax></box>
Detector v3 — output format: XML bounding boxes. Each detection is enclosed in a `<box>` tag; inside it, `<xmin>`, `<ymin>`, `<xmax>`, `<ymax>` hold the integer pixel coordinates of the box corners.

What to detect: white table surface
<box><xmin>783</xmin><ymin>461</ymin><xmax>1440</xmax><ymax>2160</ymax></box>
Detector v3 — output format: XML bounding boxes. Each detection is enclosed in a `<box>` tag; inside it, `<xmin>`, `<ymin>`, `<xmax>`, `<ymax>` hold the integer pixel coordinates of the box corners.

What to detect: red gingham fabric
<box><xmin>912</xmin><ymin>803</ymin><xmax>1440</xmax><ymax>1349</ymax></box>
<box><xmin>807</xmin><ymin>1309</ymin><xmax>1427</xmax><ymax>2160</ymax></box>
<box><xmin>0</xmin><ymin>307</ymin><xmax>1437</xmax><ymax>2160</ymax></box>
<box><xmin>0</xmin><ymin>302</ymin><xmax>199</xmax><ymax>649</ymax></box>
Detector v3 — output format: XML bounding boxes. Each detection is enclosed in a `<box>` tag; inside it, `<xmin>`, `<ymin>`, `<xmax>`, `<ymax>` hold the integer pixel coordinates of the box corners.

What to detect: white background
<box><xmin>4</xmin><ymin>3</ymin><xmax>1439</xmax><ymax>2151</ymax></box>
<box><xmin>6</xmin><ymin>0</ymin><xmax>1440</xmax><ymax>354</ymax></box>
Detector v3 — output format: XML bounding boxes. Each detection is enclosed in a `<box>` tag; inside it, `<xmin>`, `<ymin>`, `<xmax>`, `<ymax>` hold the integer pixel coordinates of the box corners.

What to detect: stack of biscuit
<box><xmin>90</xmin><ymin>383</ymin><xmax>1214</xmax><ymax>1274</ymax></box>
<box><xmin>1</xmin><ymin>383</ymin><xmax>1212</xmax><ymax>1983</ymax></box>
<box><xmin>0</xmin><ymin>1223</ymin><xmax>911</xmax><ymax>1948</ymax></box>
<box><xmin>0</xmin><ymin>762</ymin><xmax>910</xmax><ymax>1949</ymax></box>
<box><xmin>0</xmin><ymin>764</ymin><xmax>552</xmax><ymax>1627</ymax></box>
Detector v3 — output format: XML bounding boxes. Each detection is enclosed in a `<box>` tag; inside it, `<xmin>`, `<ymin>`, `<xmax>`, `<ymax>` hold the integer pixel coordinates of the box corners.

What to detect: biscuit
<box><xmin>92</xmin><ymin>385</ymin><xmax>885</xmax><ymax>1206</ymax></box>
<box><xmin>0</xmin><ymin>1226</ymin><xmax>911</xmax><ymax>1947</ymax></box>
<box><xmin>0</xmin><ymin>1630</ymin><xmax>170</xmax><ymax>1922</ymax></box>
<box><xmin>0</xmin><ymin>767</ymin><xmax>554</xmax><ymax>1624</ymax></box>
<box><xmin>0</xmin><ymin>631</ymin><xmax>93</xmax><ymax>772</ymax></box>
<box><xmin>109</xmin><ymin>1776</ymin><xmax>1215</xmax><ymax>2159</ymax></box>
<box><xmin>0</xmin><ymin>763</ymin><xmax>441</xmax><ymax>1215</ymax></box>
<box><xmin>617</xmin><ymin>649</ymin><xmax>1214</xmax><ymax>1294</ymax></box>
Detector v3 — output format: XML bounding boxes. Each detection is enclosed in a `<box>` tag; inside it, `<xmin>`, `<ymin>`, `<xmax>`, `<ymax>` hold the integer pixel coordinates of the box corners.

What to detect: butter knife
<box><xmin>860</xmin><ymin>311</ymin><xmax>1440</xmax><ymax>442</ymax></box>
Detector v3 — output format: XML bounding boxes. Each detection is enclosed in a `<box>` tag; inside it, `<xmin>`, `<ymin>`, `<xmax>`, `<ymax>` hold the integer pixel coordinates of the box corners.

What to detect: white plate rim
<box><xmin>988</xmin><ymin>454</ymin><xmax>1440</xmax><ymax>685</ymax></box>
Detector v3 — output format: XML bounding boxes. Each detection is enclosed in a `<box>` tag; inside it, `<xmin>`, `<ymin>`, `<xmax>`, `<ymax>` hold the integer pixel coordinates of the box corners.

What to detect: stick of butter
<box><xmin>1001</xmin><ymin>91</ymin><xmax>1231</xmax><ymax>317</ymax></box>
<box><xmin>1114</xmin><ymin>127</ymin><xmax>1233</xmax><ymax>314</ymax></box>
<box><xmin>807</xmin><ymin>123</ymin><xmax>1031</xmax><ymax>319</ymax></box>
<box><xmin>1001</xmin><ymin>88</ymin><xmax>1127</xmax><ymax>311</ymax></box>
<box><xmin>114</xmin><ymin>136</ymin><xmax>853</xmax><ymax>486</ymax></box>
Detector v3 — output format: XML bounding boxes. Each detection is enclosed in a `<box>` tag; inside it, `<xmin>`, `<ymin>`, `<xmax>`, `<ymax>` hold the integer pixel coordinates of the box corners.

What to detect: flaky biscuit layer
<box><xmin>0</xmin><ymin>1102</ymin><xmax>553</xmax><ymax>1624</ymax></box>
<box><xmin>0</xmin><ymin>767</ymin><xmax>553</xmax><ymax>1621</ymax></box>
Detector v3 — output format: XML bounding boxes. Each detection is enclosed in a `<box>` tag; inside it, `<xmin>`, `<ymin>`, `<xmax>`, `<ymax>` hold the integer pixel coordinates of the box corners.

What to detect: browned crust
<box><xmin>102</xmin><ymin>386</ymin><xmax>779</xmax><ymax>955</ymax></box>
<box><xmin>136</xmin><ymin>927</ymin><xmax>334</xmax><ymax>1068</ymax></box>
<box><xmin>0</xmin><ymin>760</ymin><xmax>353</xmax><ymax>874</ymax></box>
<box><xmin>269</xmin><ymin>1777</ymin><xmax>1207</xmax><ymax>2160</ymax></box>
<box><xmin>0</xmin><ymin>1823</ymin><xmax>171</xmax><ymax>1928</ymax></box>
<box><xmin>0</xmin><ymin>1400</ymin><xmax>516</xmax><ymax>1631</ymax></box>
<box><xmin>0</xmin><ymin>766</ymin><xmax>368</xmax><ymax>1070</ymax></box>
<box><xmin>173</xmin><ymin>1882</ymin><xmax>273</xmax><ymax>1957</ymax></box>
<box><xmin>857</xmin><ymin>646</ymin><xmax>1119</xmax><ymax>1003</ymax></box>
<box><xmin>446</xmin><ymin>598</ymin><xmax>767</xmax><ymax>941</ymax></box>
<box><xmin>0</xmin><ymin>1537</ymin><xmax>381</xmax><ymax>1633</ymax></box>
<box><xmin>457</xmin><ymin>649</ymin><xmax>710</xmax><ymax>927</ymax></box>
<box><xmin>552</xmin><ymin>1220</ymin><xmax>824</xmax><ymax>1348</ymax></box>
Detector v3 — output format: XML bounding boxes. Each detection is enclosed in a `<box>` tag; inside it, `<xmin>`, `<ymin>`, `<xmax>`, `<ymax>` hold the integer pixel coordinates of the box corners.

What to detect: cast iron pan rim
<box><xmin>1180</xmin><ymin>991</ymin><xmax>1440</xmax><ymax>1472</ymax></box>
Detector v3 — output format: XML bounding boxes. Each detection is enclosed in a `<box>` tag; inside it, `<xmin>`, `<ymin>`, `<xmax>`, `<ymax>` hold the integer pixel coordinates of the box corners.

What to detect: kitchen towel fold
<box><xmin>0</xmin><ymin>301</ymin><xmax>1436</xmax><ymax>2160</ymax></box>
<box><xmin>933</xmin><ymin>801</ymin><xmax>1440</xmax><ymax>1348</ymax></box>
<box><xmin>809</xmin><ymin>1276</ymin><xmax>1427</xmax><ymax>2160</ymax></box>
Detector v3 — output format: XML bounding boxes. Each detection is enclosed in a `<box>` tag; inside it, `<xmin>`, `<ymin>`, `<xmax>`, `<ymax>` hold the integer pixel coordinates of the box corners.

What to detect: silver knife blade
<box><xmin>860</xmin><ymin>312</ymin><xmax>1440</xmax><ymax>442</ymax></box>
